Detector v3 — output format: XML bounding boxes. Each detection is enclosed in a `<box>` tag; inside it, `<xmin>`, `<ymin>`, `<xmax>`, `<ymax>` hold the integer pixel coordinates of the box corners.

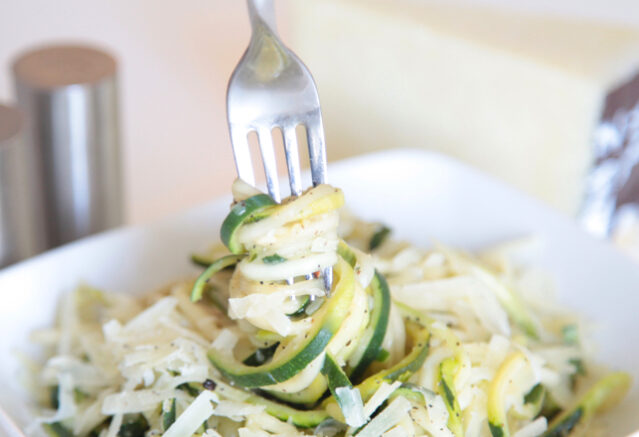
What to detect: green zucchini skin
<box><xmin>49</xmin><ymin>385</ymin><xmax>59</xmax><ymax>409</ymax></box>
<box><xmin>523</xmin><ymin>383</ymin><xmax>546</xmax><ymax>418</ymax></box>
<box><xmin>87</xmin><ymin>420</ymin><xmax>109</xmax><ymax>437</ymax></box>
<box><xmin>177</xmin><ymin>381</ymin><xmax>201</xmax><ymax>397</ymax></box>
<box><xmin>117</xmin><ymin>414</ymin><xmax>150</xmax><ymax>437</ymax></box>
<box><xmin>207</xmin><ymin>258</ymin><xmax>356</xmax><ymax>388</ymax></box>
<box><xmin>378</xmin><ymin>323</ymin><xmax>430</xmax><ymax>386</ymax></box>
<box><xmin>337</xmin><ymin>241</ymin><xmax>357</xmax><ymax>267</ymax></box>
<box><xmin>220</xmin><ymin>194</ymin><xmax>276</xmax><ymax>253</ymax></box>
<box><xmin>439</xmin><ymin>358</ymin><xmax>464</xmax><ymax>437</ymax></box>
<box><xmin>162</xmin><ymin>398</ymin><xmax>177</xmax><ymax>431</ymax></box>
<box><xmin>387</xmin><ymin>383</ymin><xmax>433</xmax><ymax>405</ymax></box>
<box><xmin>322</xmin><ymin>353</ymin><xmax>353</xmax><ymax>395</ymax></box>
<box><xmin>263</xmin><ymin>374</ymin><xmax>328</xmax><ymax>406</ymax></box>
<box><xmin>190</xmin><ymin>253</ymin><xmax>217</xmax><ymax>268</ymax></box>
<box><xmin>336</xmin><ymin>241</ymin><xmax>392</xmax><ymax>383</ymax></box>
<box><xmin>369</xmin><ymin>225</ymin><xmax>391</xmax><ymax>251</ymax></box>
<box><xmin>242</xmin><ymin>342</ymin><xmax>280</xmax><ymax>367</ymax></box>
<box><xmin>262</xmin><ymin>253</ymin><xmax>287</xmax><ymax>264</ymax></box>
<box><xmin>210</xmin><ymin>328</ymin><xmax>333</xmax><ymax>387</ymax></box>
<box><xmin>543</xmin><ymin>408</ymin><xmax>583</xmax><ymax>437</ymax></box>
<box><xmin>488</xmin><ymin>422</ymin><xmax>506</xmax><ymax>437</ymax></box>
<box><xmin>347</xmin><ymin>271</ymin><xmax>391</xmax><ymax>384</ymax></box>
<box><xmin>42</xmin><ymin>423</ymin><xmax>73</xmax><ymax>437</ymax></box>
<box><xmin>177</xmin><ymin>380</ymin><xmax>329</xmax><ymax>428</ymax></box>
<box><xmin>543</xmin><ymin>372</ymin><xmax>631</xmax><ymax>437</ymax></box>
<box><xmin>246</xmin><ymin>394</ymin><xmax>330</xmax><ymax>428</ymax></box>
<box><xmin>540</xmin><ymin>392</ymin><xmax>562</xmax><ymax>422</ymax></box>
<box><xmin>190</xmin><ymin>254</ymin><xmax>244</xmax><ymax>302</ymax></box>
<box><xmin>287</xmin><ymin>295</ymin><xmax>311</xmax><ymax>318</ymax></box>
<box><xmin>324</xmin><ymin>322</ymin><xmax>430</xmax><ymax>411</ymax></box>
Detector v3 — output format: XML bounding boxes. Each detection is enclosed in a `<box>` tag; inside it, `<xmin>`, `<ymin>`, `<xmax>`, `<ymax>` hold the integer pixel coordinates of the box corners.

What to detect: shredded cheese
<box><xmin>163</xmin><ymin>390</ymin><xmax>218</xmax><ymax>437</ymax></box>
<box><xmin>363</xmin><ymin>381</ymin><xmax>402</xmax><ymax>418</ymax></box>
<box><xmin>357</xmin><ymin>396</ymin><xmax>412</xmax><ymax>437</ymax></box>
<box><xmin>212</xmin><ymin>400</ymin><xmax>265</xmax><ymax>421</ymax></box>
<box><xmin>335</xmin><ymin>387</ymin><xmax>366</xmax><ymax>427</ymax></box>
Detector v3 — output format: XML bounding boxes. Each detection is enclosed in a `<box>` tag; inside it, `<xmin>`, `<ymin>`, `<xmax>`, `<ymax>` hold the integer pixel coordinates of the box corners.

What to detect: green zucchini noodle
<box><xmin>24</xmin><ymin>181</ymin><xmax>630</xmax><ymax>437</ymax></box>
<box><xmin>227</xmin><ymin>180</ymin><xmax>348</xmax><ymax>338</ymax></box>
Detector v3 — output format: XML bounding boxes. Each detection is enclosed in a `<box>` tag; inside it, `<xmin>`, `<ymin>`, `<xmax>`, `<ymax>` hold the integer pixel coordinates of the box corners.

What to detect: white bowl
<box><xmin>1</xmin><ymin>149</ymin><xmax>637</xmax><ymax>435</ymax></box>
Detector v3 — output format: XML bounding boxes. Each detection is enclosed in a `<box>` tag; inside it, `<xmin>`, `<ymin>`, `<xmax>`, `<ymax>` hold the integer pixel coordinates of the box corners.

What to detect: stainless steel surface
<box><xmin>13</xmin><ymin>45</ymin><xmax>123</xmax><ymax>247</ymax></box>
<box><xmin>227</xmin><ymin>0</ymin><xmax>332</xmax><ymax>292</ymax></box>
<box><xmin>0</xmin><ymin>104</ymin><xmax>47</xmax><ymax>267</ymax></box>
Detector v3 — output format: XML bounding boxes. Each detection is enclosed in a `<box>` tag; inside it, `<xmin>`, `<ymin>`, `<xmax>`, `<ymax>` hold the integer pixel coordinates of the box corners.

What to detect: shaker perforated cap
<box><xmin>13</xmin><ymin>45</ymin><xmax>116</xmax><ymax>89</ymax></box>
<box><xmin>0</xmin><ymin>104</ymin><xmax>22</xmax><ymax>144</ymax></box>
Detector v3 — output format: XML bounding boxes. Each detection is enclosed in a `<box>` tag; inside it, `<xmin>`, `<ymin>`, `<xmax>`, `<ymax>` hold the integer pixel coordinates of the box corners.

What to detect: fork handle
<box><xmin>247</xmin><ymin>0</ymin><xmax>277</xmax><ymax>35</ymax></box>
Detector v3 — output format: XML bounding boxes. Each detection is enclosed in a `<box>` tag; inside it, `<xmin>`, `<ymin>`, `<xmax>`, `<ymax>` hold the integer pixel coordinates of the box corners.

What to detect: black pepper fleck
<box><xmin>203</xmin><ymin>379</ymin><xmax>217</xmax><ymax>391</ymax></box>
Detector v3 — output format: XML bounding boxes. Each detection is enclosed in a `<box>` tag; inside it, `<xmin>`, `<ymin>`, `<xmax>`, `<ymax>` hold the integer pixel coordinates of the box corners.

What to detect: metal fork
<box><xmin>226</xmin><ymin>0</ymin><xmax>332</xmax><ymax>292</ymax></box>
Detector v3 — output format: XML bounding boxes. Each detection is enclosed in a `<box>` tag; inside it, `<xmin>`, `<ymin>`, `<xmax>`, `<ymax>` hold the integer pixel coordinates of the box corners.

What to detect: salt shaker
<box><xmin>13</xmin><ymin>44</ymin><xmax>123</xmax><ymax>247</ymax></box>
<box><xmin>0</xmin><ymin>104</ymin><xmax>48</xmax><ymax>267</ymax></box>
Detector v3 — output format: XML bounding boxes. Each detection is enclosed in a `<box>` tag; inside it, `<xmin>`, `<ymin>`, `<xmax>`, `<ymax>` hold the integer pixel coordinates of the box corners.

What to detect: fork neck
<box><xmin>247</xmin><ymin>0</ymin><xmax>277</xmax><ymax>35</ymax></box>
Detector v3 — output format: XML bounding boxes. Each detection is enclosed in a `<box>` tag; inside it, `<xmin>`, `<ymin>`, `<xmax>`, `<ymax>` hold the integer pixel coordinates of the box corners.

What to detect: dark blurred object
<box><xmin>581</xmin><ymin>77</ymin><xmax>639</xmax><ymax>238</ymax></box>
<box><xmin>13</xmin><ymin>44</ymin><xmax>123</xmax><ymax>247</ymax></box>
<box><xmin>0</xmin><ymin>104</ymin><xmax>47</xmax><ymax>267</ymax></box>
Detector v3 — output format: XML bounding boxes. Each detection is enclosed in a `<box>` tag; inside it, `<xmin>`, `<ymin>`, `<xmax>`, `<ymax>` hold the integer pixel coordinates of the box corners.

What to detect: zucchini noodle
<box><xmin>25</xmin><ymin>181</ymin><xmax>630</xmax><ymax>437</ymax></box>
<box><xmin>226</xmin><ymin>180</ymin><xmax>348</xmax><ymax>338</ymax></box>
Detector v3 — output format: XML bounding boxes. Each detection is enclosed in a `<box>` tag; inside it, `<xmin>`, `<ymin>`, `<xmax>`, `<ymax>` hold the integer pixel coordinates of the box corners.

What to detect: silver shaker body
<box><xmin>13</xmin><ymin>45</ymin><xmax>123</xmax><ymax>247</ymax></box>
<box><xmin>0</xmin><ymin>104</ymin><xmax>48</xmax><ymax>267</ymax></box>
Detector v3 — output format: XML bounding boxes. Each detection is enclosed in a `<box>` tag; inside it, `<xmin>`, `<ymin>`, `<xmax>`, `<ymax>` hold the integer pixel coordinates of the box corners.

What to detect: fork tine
<box><xmin>304</xmin><ymin>111</ymin><xmax>333</xmax><ymax>293</ymax></box>
<box><xmin>282</xmin><ymin>125</ymin><xmax>303</xmax><ymax>197</ymax></box>
<box><xmin>305</xmin><ymin>110</ymin><xmax>328</xmax><ymax>186</ymax></box>
<box><xmin>256</xmin><ymin>127</ymin><xmax>281</xmax><ymax>203</ymax></box>
<box><xmin>229</xmin><ymin>125</ymin><xmax>255</xmax><ymax>185</ymax></box>
<box><xmin>322</xmin><ymin>265</ymin><xmax>333</xmax><ymax>294</ymax></box>
<box><xmin>282</xmin><ymin>124</ymin><xmax>315</xmax><ymax>289</ymax></box>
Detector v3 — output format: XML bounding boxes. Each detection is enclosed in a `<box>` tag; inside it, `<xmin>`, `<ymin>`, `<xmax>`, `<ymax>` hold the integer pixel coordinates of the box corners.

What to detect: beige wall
<box><xmin>0</xmin><ymin>0</ymin><xmax>254</xmax><ymax>224</ymax></box>
<box><xmin>0</xmin><ymin>0</ymin><xmax>638</xmax><ymax>224</ymax></box>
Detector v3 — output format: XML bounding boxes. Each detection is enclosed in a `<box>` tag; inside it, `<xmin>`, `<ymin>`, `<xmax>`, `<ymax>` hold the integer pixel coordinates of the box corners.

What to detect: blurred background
<box><xmin>1</xmin><ymin>0</ymin><xmax>639</xmax><ymax>266</ymax></box>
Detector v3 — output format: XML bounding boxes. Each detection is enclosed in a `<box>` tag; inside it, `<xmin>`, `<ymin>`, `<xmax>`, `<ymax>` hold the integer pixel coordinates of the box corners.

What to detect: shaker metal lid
<box><xmin>12</xmin><ymin>44</ymin><xmax>116</xmax><ymax>89</ymax></box>
<box><xmin>0</xmin><ymin>104</ymin><xmax>22</xmax><ymax>143</ymax></box>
